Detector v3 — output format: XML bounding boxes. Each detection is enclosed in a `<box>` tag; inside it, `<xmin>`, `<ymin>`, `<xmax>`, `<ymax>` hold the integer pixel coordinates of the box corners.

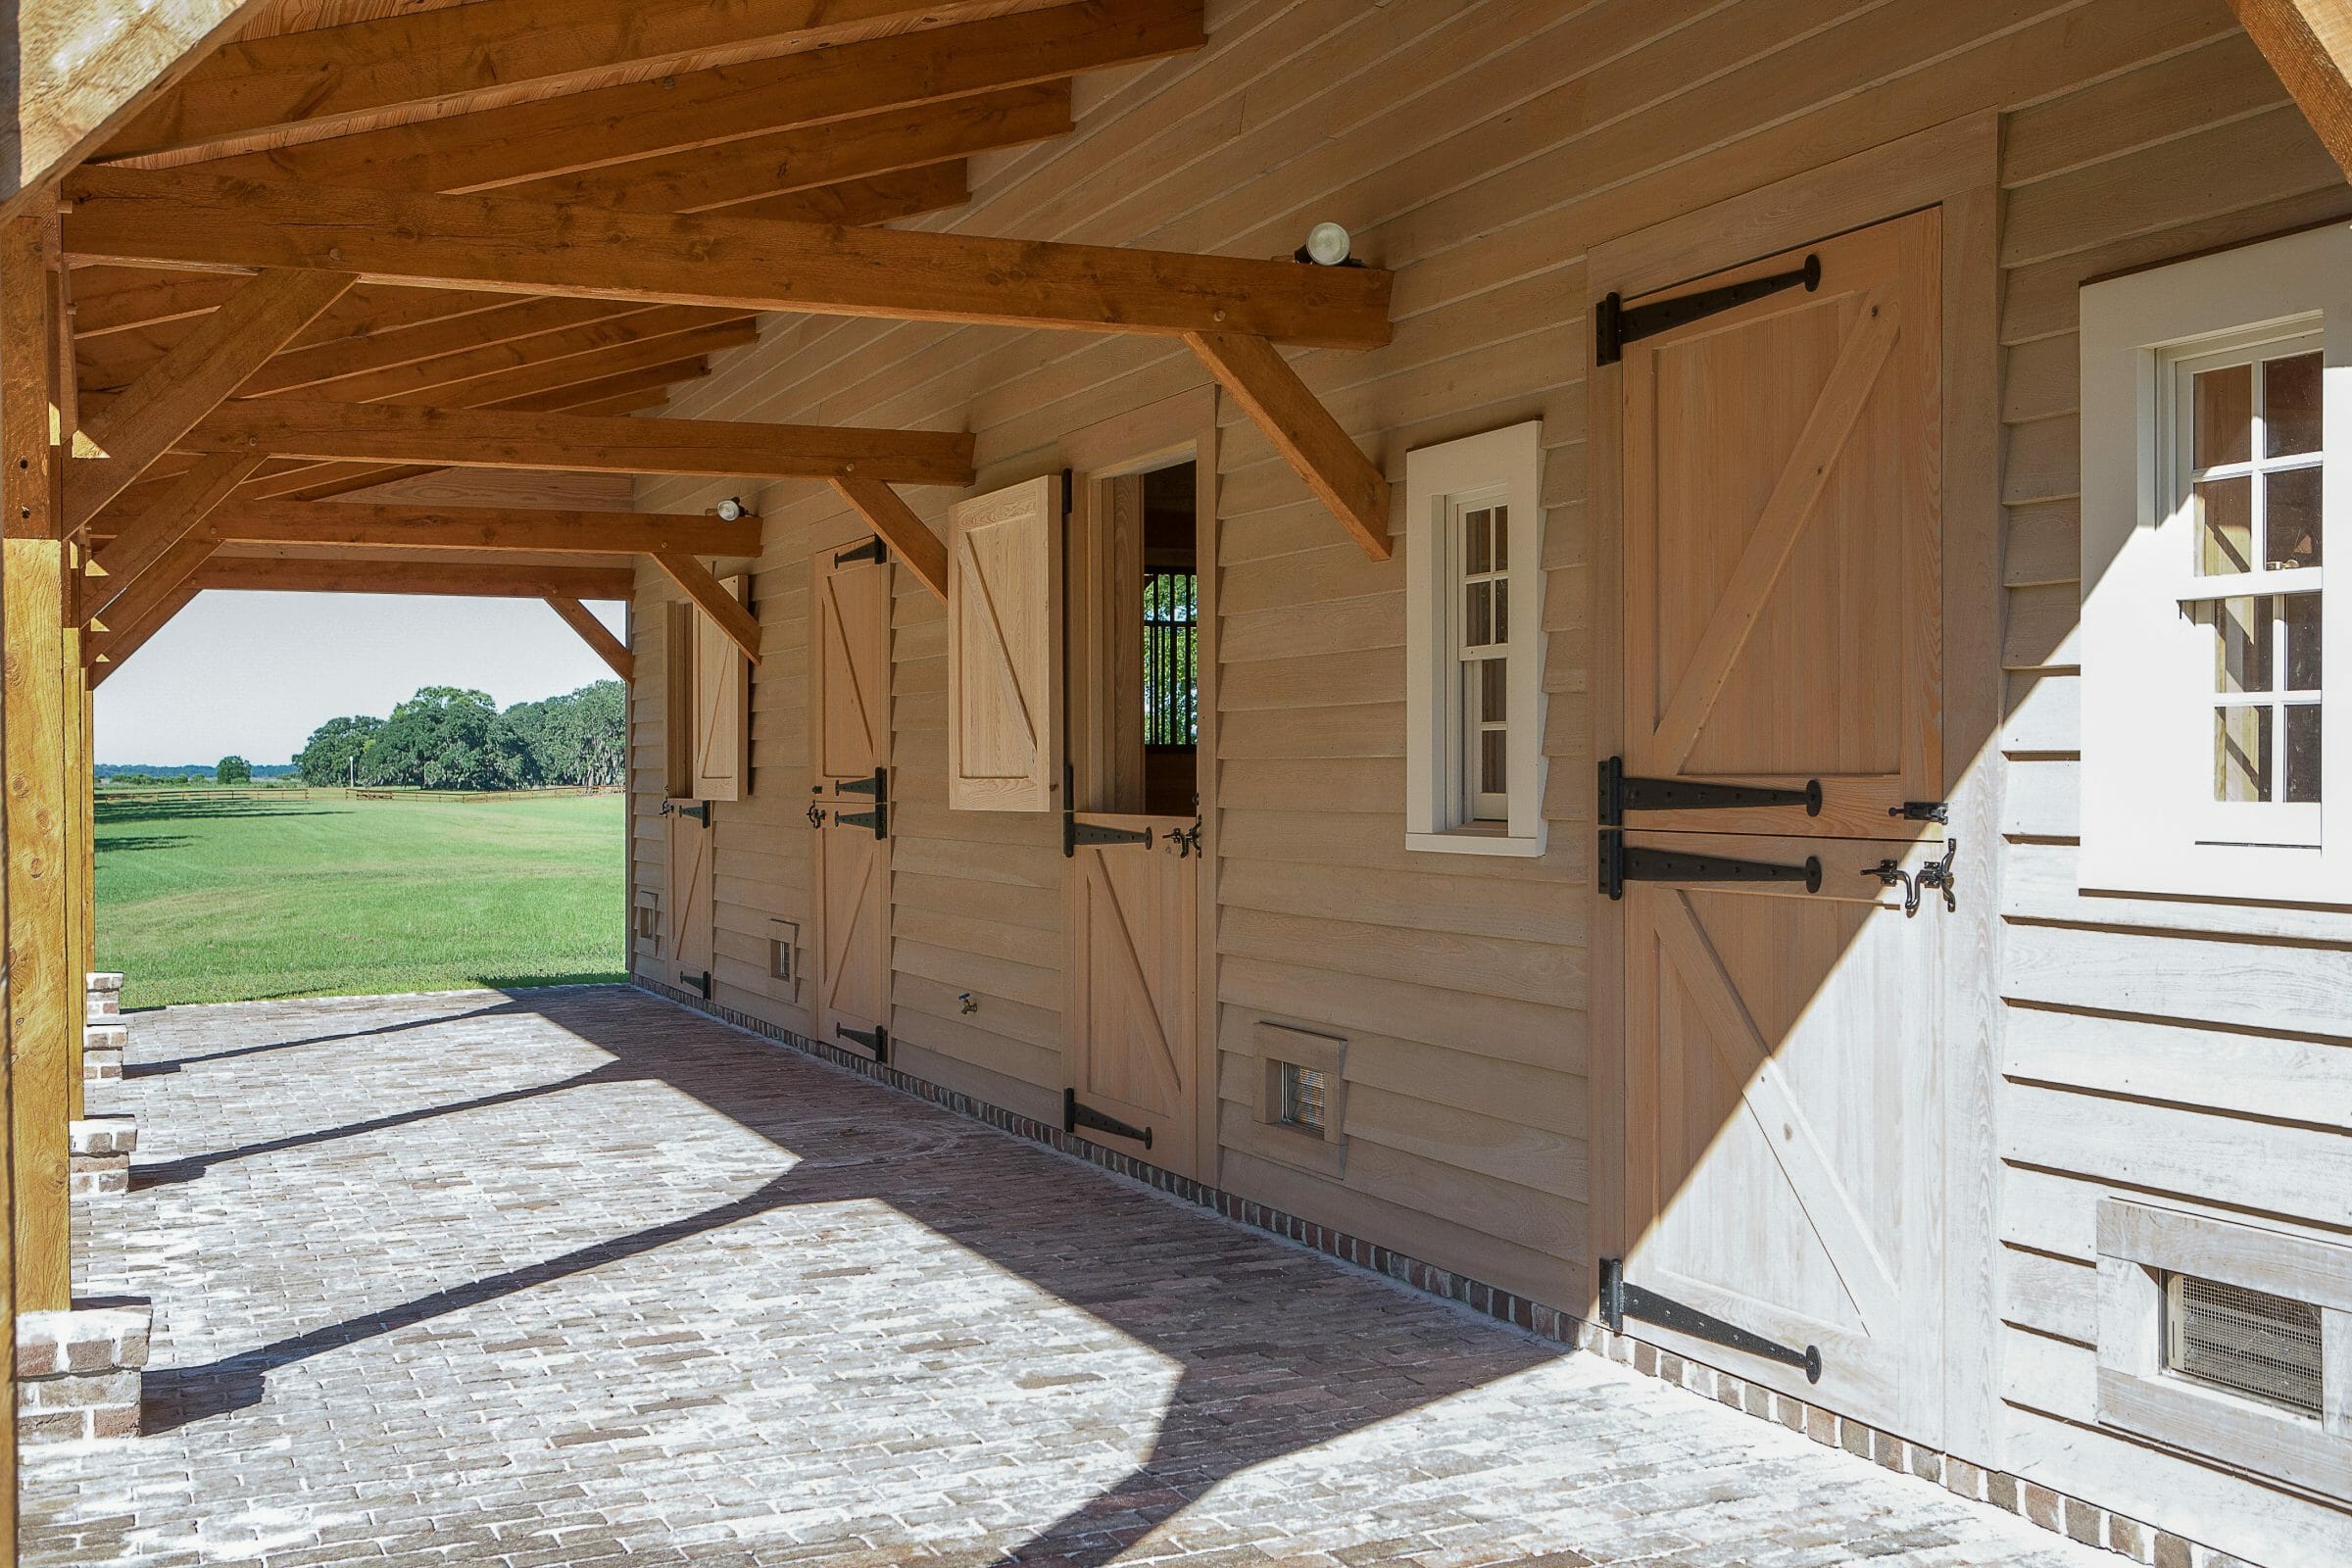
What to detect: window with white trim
<box><xmin>2080</xmin><ymin>225</ymin><xmax>2352</xmax><ymax>901</ymax></box>
<box><xmin>1404</xmin><ymin>421</ymin><xmax>1545</xmax><ymax>857</ymax></box>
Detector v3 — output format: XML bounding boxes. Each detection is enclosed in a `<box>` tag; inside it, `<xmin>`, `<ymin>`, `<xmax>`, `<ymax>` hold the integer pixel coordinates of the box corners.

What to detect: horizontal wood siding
<box><xmin>622</xmin><ymin>3</ymin><xmax>2352</xmax><ymax>1558</ymax></box>
<box><xmin>1993</xmin><ymin>23</ymin><xmax>2352</xmax><ymax>1566</ymax></box>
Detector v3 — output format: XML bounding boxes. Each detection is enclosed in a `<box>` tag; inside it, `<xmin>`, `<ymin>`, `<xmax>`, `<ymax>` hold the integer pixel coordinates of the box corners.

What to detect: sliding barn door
<box><xmin>1614</xmin><ymin>211</ymin><xmax>1948</xmax><ymax>1443</ymax></box>
<box><xmin>809</xmin><ymin>545</ymin><xmax>891</xmax><ymax>1054</ymax></box>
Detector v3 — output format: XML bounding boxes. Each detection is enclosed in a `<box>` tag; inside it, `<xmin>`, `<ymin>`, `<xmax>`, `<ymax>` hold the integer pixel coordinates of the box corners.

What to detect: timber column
<box><xmin>3</xmin><ymin>211</ymin><xmax>74</xmax><ymax>1321</ymax></box>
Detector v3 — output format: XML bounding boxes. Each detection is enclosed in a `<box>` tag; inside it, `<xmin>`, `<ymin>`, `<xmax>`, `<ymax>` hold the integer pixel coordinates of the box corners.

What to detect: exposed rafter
<box><xmin>546</xmin><ymin>595</ymin><xmax>633</xmax><ymax>682</ymax></box>
<box><xmin>120</xmin><ymin>0</ymin><xmax>1202</xmax><ymax>177</ymax></box>
<box><xmin>1186</xmin><ymin>331</ymin><xmax>1394</xmax><ymax>560</ymax></box>
<box><xmin>172</xmin><ymin>400</ymin><xmax>977</xmax><ymax>487</ymax></box>
<box><xmin>67</xmin><ymin>269</ymin><xmax>357</xmax><ymax>530</ymax></box>
<box><xmin>653</xmin><ymin>552</ymin><xmax>762</xmax><ymax>663</ymax></box>
<box><xmin>2228</xmin><ymin>0</ymin><xmax>2352</xmax><ymax>180</ymax></box>
<box><xmin>87</xmin><ymin>585</ymin><xmax>199</xmax><ymax>687</ymax></box>
<box><xmin>87</xmin><ymin>453</ymin><xmax>264</xmax><ymax>622</ymax></box>
<box><xmin>830</xmin><ymin>475</ymin><xmax>948</xmax><ymax>602</ymax></box>
<box><xmin>106</xmin><ymin>0</ymin><xmax>1075</xmax><ymax>160</ymax></box>
<box><xmin>62</xmin><ymin>168</ymin><xmax>1396</xmax><ymax>350</ymax></box>
<box><xmin>205</xmin><ymin>500</ymin><xmax>761</xmax><ymax>557</ymax></box>
<box><xmin>190</xmin><ymin>559</ymin><xmax>638</xmax><ymax>599</ymax></box>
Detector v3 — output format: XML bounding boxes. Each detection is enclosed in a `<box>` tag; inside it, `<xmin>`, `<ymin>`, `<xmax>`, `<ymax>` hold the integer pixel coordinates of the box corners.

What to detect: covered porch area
<box><xmin>25</xmin><ymin>985</ymin><xmax>2107</xmax><ymax>1567</ymax></box>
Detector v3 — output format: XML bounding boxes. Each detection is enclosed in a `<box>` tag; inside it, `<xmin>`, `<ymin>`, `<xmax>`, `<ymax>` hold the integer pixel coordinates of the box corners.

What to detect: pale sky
<box><xmin>94</xmin><ymin>592</ymin><xmax>629</xmax><ymax>767</ymax></box>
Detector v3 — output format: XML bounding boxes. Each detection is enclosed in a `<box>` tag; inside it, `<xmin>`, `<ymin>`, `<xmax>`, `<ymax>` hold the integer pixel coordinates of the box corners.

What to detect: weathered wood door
<box><xmin>809</xmin><ymin>545</ymin><xmax>891</xmax><ymax>1050</ymax></box>
<box><xmin>1614</xmin><ymin>211</ymin><xmax>1948</xmax><ymax>1442</ymax></box>
<box><xmin>1069</xmin><ymin>815</ymin><xmax>1200</xmax><ymax>1170</ymax></box>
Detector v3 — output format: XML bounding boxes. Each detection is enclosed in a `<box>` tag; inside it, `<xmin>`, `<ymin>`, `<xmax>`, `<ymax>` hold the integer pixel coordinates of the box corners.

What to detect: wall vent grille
<box><xmin>2166</xmin><ymin>1273</ymin><xmax>2324</xmax><ymax>1417</ymax></box>
<box><xmin>1278</xmin><ymin>1062</ymin><xmax>1327</xmax><ymax>1134</ymax></box>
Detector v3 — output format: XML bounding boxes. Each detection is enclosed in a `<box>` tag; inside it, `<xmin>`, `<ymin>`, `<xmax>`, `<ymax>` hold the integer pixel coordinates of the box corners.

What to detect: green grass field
<box><xmin>96</xmin><ymin>791</ymin><xmax>627</xmax><ymax>1007</ymax></box>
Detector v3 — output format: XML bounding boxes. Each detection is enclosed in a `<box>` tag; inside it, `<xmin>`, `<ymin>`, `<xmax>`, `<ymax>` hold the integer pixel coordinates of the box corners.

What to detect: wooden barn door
<box><xmin>1068</xmin><ymin>820</ymin><xmax>1199</xmax><ymax>1166</ymax></box>
<box><xmin>1609</xmin><ymin>211</ymin><xmax>1949</xmax><ymax>1443</ymax></box>
<box><xmin>664</xmin><ymin>579</ymin><xmax>747</xmax><ymax>999</ymax></box>
<box><xmin>809</xmin><ymin>542</ymin><xmax>892</xmax><ymax>1057</ymax></box>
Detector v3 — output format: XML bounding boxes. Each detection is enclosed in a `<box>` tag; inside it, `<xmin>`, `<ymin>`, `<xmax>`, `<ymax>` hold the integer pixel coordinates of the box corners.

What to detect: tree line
<box><xmin>293</xmin><ymin>682</ymin><xmax>624</xmax><ymax>790</ymax></box>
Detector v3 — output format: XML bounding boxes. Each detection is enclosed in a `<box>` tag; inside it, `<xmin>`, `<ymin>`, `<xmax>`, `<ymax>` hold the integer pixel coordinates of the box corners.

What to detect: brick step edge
<box><xmin>637</xmin><ymin>979</ymin><xmax>2258</xmax><ymax>1568</ymax></box>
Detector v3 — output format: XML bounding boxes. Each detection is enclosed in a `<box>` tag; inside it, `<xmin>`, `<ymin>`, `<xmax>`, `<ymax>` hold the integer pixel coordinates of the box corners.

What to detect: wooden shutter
<box><xmin>948</xmin><ymin>475</ymin><xmax>1061</xmax><ymax>811</ymax></box>
<box><xmin>811</xmin><ymin>553</ymin><xmax>889</xmax><ymax>790</ymax></box>
<box><xmin>691</xmin><ymin>573</ymin><xmax>749</xmax><ymax>802</ymax></box>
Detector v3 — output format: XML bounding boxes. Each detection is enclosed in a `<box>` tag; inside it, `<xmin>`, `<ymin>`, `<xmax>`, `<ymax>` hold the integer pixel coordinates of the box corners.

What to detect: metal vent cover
<box><xmin>2166</xmin><ymin>1273</ymin><xmax>2325</xmax><ymax>1417</ymax></box>
<box><xmin>1278</xmin><ymin>1062</ymin><xmax>1327</xmax><ymax>1133</ymax></box>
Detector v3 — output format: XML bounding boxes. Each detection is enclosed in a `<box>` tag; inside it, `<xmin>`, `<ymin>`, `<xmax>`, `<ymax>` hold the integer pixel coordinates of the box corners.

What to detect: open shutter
<box><xmin>691</xmin><ymin>573</ymin><xmax>749</xmax><ymax>802</ymax></box>
<box><xmin>948</xmin><ymin>475</ymin><xmax>1061</xmax><ymax>811</ymax></box>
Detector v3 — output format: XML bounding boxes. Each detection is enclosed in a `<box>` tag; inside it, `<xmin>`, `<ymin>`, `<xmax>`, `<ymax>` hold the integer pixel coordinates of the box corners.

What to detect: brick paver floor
<box><xmin>24</xmin><ymin>986</ymin><xmax>2110</xmax><ymax>1567</ymax></box>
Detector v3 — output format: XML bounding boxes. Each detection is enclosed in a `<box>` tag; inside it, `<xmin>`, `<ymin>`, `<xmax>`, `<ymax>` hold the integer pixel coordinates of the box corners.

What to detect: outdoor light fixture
<box><xmin>1297</xmin><ymin>220</ymin><xmax>1356</xmax><ymax>267</ymax></box>
<box><xmin>715</xmin><ymin>496</ymin><xmax>748</xmax><ymax>521</ymax></box>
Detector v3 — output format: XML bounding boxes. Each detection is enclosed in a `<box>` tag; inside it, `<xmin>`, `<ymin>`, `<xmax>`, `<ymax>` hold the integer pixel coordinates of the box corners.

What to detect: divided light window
<box><xmin>1404</xmin><ymin>421</ymin><xmax>1546</xmax><ymax>858</ymax></box>
<box><xmin>2175</xmin><ymin>336</ymin><xmax>2324</xmax><ymax>838</ymax></box>
<box><xmin>2079</xmin><ymin>223</ymin><xmax>2352</xmax><ymax>902</ymax></box>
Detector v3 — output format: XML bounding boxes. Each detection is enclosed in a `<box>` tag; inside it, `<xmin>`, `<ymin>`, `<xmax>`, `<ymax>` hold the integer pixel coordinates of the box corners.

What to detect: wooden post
<box><xmin>61</xmin><ymin>577</ymin><xmax>85</xmax><ymax>1122</ymax></box>
<box><xmin>3</xmin><ymin>213</ymin><xmax>74</xmax><ymax>1319</ymax></box>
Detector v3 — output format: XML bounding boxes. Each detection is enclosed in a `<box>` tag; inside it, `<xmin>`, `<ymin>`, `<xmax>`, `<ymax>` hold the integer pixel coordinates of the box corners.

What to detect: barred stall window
<box><xmin>1142</xmin><ymin>568</ymin><xmax>1199</xmax><ymax>750</ymax></box>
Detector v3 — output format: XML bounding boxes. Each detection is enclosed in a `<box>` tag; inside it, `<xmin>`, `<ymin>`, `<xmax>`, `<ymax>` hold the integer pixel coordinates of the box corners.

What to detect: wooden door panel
<box><xmin>1624</xmin><ymin>216</ymin><xmax>1940</xmax><ymax>837</ymax></box>
<box><xmin>813</xmin><ymin>556</ymin><xmax>888</xmax><ymax>789</ymax></box>
<box><xmin>1615</xmin><ymin>209</ymin><xmax>1945</xmax><ymax>1443</ymax></box>
<box><xmin>691</xmin><ymin>572</ymin><xmax>748</xmax><ymax>802</ymax></box>
<box><xmin>949</xmin><ymin>475</ymin><xmax>1060</xmax><ymax>812</ymax></box>
<box><xmin>666</xmin><ymin>810</ymin><xmax>712</xmax><ymax>986</ymax></box>
<box><xmin>1070</xmin><ymin>816</ymin><xmax>1199</xmax><ymax>1173</ymax></box>
<box><xmin>815</xmin><ymin>824</ymin><xmax>887</xmax><ymax>1035</ymax></box>
<box><xmin>809</xmin><ymin>548</ymin><xmax>892</xmax><ymax>1041</ymax></box>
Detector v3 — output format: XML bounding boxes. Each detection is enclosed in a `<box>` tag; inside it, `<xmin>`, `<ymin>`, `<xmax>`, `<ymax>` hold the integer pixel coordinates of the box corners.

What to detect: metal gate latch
<box><xmin>1862</xmin><ymin>858</ymin><xmax>1920</xmax><ymax>917</ymax></box>
<box><xmin>1914</xmin><ymin>837</ymin><xmax>1959</xmax><ymax>913</ymax></box>
<box><xmin>1167</xmin><ymin>818</ymin><xmax>1203</xmax><ymax>858</ymax></box>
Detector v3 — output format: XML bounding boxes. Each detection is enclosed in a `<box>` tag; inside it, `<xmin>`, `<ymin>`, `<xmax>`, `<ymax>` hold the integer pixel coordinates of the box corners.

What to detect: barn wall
<box><xmin>623</xmin><ymin>2</ymin><xmax>2352</xmax><ymax>1561</ymax></box>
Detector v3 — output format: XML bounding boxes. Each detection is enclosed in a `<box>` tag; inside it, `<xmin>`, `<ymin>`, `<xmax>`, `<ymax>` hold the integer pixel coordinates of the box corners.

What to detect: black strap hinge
<box><xmin>836</xmin><ymin>1023</ymin><xmax>887</xmax><ymax>1063</ymax></box>
<box><xmin>831</xmin><ymin>767</ymin><xmax>888</xmax><ymax>839</ymax></box>
<box><xmin>1598</xmin><ymin>1258</ymin><xmax>1821</xmax><ymax>1383</ymax></box>
<box><xmin>1598</xmin><ymin>830</ymin><xmax>1821</xmax><ymax>901</ymax></box>
<box><xmin>1596</xmin><ymin>253</ymin><xmax>1821</xmax><ymax>367</ymax></box>
<box><xmin>1064</xmin><ymin>1088</ymin><xmax>1152</xmax><ymax>1149</ymax></box>
<box><xmin>664</xmin><ymin>801</ymin><xmax>710</xmax><ymax>826</ymax></box>
<box><xmin>834</xmin><ymin>535</ymin><xmax>886</xmax><ymax>567</ymax></box>
<box><xmin>684</xmin><ymin>969</ymin><xmax>711</xmax><ymax>1000</ymax></box>
<box><xmin>1598</xmin><ymin>757</ymin><xmax>1820</xmax><ymax>828</ymax></box>
<box><xmin>1060</xmin><ymin>764</ymin><xmax>1152</xmax><ymax>857</ymax></box>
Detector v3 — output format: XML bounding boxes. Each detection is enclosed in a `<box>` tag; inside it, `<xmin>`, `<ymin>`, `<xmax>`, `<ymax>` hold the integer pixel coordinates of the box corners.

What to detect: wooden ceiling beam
<box><xmin>106</xmin><ymin>0</ymin><xmax>1057</xmax><ymax>161</ymax></box>
<box><xmin>94</xmin><ymin>533</ymin><xmax>217</xmax><ymax>645</ymax></box>
<box><xmin>653</xmin><ymin>552</ymin><xmax>762</xmax><ymax>663</ymax></box>
<box><xmin>126</xmin><ymin>0</ymin><xmax>1200</xmax><ymax>180</ymax></box>
<box><xmin>489</xmin><ymin>83</ymin><xmax>1068</xmax><ymax>217</ymax></box>
<box><xmin>66</xmin><ymin>268</ymin><xmax>357</xmax><ymax>532</ymax></box>
<box><xmin>87</xmin><ymin>453</ymin><xmax>263</xmax><ymax>622</ymax></box>
<box><xmin>207</xmin><ymin>500</ymin><xmax>760</xmax><ymax>557</ymax></box>
<box><xmin>240</xmin><ymin>308</ymin><xmax>756</xmax><ymax>406</ymax></box>
<box><xmin>87</xmin><ymin>585</ymin><xmax>199</xmax><ymax>686</ymax></box>
<box><xmin>175</xmin><ymin>399</ymin><xmax>978</xmax><ymax>487</ymax></box>
<box><xmin>2228</xmin><ymin>0</ymin><xmax>2352</xmax><ymax>180</ymax></box>
<box><xmin>546</xmin><ymin>596</ymin><xmax>633</xmax><ymax>682</ymax></box>
<box><xmin>190</xmin><ymin>558</ymin><xmax>638</xmax><ymax>599</ymax></box>
<box><xmin>1185</xmin><ymin>331</ymin><xmax>1393</xmax><ymax>561</ymax></box>
<box><xmin>830</xmin><ymin>476</ymin><xmax>948</xmax><ymax>603</ymax></box>
<box><xmin>64</xmin><ymin>169</ymin><xmax>1396</xmax><ymax>350</ymax></box>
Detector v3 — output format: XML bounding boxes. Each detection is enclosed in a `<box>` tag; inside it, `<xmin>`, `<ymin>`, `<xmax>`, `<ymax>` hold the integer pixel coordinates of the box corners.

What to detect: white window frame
<box><xmin>1404</xmin><ymin>421</ymin><xmax>1546</xmax><ymax>857</ymax></box>
<box><xmin>2080</xmin><ymin>224</ymin><xmax>2352</xmax><ymax>903</ymax></box>
<box><xmin>2094</xmin><ymin>1199</ymin><xmax>2352</xmax><ymax>1501</ymax></box>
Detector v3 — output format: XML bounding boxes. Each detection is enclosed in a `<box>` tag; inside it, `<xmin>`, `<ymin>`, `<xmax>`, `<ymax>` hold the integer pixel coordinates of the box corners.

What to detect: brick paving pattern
<box><xmin>24</xmin><ymin>986</ymin><xmax>2114</xmax><ymax>1567</ymax></box>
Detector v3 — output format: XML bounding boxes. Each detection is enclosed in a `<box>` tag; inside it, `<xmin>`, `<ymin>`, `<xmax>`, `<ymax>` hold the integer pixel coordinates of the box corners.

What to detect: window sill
<box><xmin>1406</xmin><ymin>826</ymin><xmax>1546</xmax><ymax>858</ymax></box>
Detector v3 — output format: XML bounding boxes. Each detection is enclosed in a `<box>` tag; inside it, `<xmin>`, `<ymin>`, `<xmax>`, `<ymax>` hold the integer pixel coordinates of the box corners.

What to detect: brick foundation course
<box><xmin>18</xmin><ymin>1302</ymin><xmax>149</xmax><ymax>1443</ymax></box>
<box><xmin>68</xmin><ymin>1115</ymin><xmax>136</xmax><ymax>1197</ymax></box>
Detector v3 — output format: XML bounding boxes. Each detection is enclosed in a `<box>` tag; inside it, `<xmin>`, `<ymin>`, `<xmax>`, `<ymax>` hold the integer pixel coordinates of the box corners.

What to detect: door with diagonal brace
<box><xmin>1611</xmin><ymin>210</ymin><xmax>1950</xmax><ymax>1443</ymax></box>
<box><xmin>809</xmin><ymin>544</ymin><xmax>891</xmax><ymax>1053</ymax></box>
